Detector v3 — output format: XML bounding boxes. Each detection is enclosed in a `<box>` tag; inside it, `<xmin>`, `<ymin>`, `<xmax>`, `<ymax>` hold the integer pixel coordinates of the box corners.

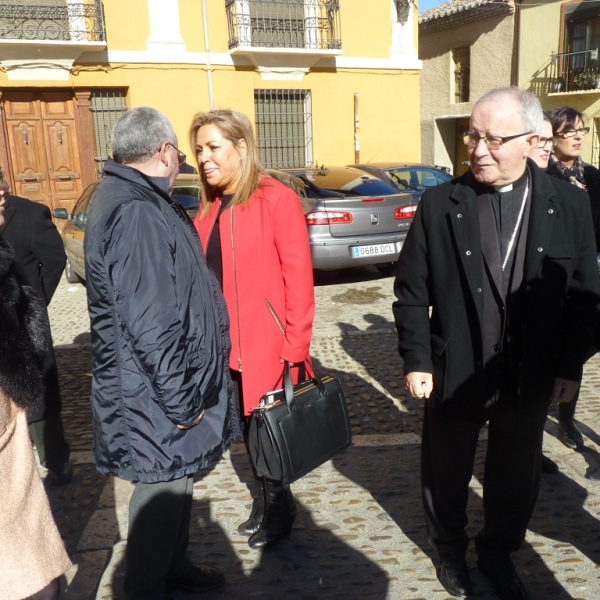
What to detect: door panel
<box><xmin>3</xmin><ymin>92</ymin><xmax>83</xmax><ymax>217</ymax></box>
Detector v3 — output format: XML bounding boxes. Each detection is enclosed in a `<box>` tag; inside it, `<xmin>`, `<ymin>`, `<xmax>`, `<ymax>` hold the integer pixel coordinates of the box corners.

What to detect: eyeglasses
<box><xmin>168</xmin><ymin>143</ymin><xmax>186</xmax><ymax>166</ymax></box>
<box><xmin>557</xmin><ymin>127</ymin><xmax>590</xmax><ymax>139</ymax></box>
<box><xmin>535</xmin><ymin>136</ymin><xmax>557</xmax><ymax>149</ymax></box>
<box><xmin>463</xmin><ymin>131</ymin><xmax>534</xmax><ymax>150</ymax></box>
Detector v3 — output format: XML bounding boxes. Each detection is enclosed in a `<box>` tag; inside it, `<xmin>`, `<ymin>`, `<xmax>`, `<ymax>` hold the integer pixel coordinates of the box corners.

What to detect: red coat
<box><xmin>194</xmin><ymin>177</ymin><xmax>315</xmax><ymax>416</ymax></box>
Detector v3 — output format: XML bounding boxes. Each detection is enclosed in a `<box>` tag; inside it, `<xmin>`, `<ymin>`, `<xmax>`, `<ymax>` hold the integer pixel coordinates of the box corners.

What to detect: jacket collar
<box><xmin>102</xmin><ymin>158</ymin><xmax>173</xmax><ymax>204</ymax></box>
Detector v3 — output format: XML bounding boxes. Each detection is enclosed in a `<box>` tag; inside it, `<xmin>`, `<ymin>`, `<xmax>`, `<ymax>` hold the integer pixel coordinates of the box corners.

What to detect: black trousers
<box><xmin>421</xmin><ymin>397</ymin><xmax>548</xmax><ymax>566</ymax></box>
<box><xmin>29</xmin><ymin>411</ymin><xmax>70</xmax><ymax>470</ymax></box>
<box><xmin>124</xmin><ymin>475</ymin><xmax>195</xmax><ymax>599</ymax></box>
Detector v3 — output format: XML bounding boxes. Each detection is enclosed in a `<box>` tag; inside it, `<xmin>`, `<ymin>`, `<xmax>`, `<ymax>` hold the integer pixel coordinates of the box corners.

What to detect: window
<box><xmin>90</xmin><ymin>90</ymin><xmax>127</xmax><ymax>177</ymax></box>
<box><xmin>254</xmin><ymin>89</ymin><xmax>313</xmax><ymax>169</ymax></box>
<box><xmin>453</xmin><ymin>46</ymin><xmax>470</xmax><ymax>104</ymax></box>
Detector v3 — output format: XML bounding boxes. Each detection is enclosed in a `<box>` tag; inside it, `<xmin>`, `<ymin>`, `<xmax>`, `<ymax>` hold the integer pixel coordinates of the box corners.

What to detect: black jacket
<box><xmin>393</xmin><ymin>161</ymin><xmax>600</xmax><ymax>411</ymax></box>
<box><xmin>85</xmin><ymin>160</ymin><xmax>241</xmax><ymax>483</ymax></box>
<box><xmin>0</xmin><ymin>195</ymin><xmax>65</xmax><ymax>306</ymax></box>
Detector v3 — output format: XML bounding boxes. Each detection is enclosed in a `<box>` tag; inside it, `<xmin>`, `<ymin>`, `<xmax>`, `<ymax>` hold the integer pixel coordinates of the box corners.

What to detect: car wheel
<box><xmin>65</xmin><ymin>257</ymin><xmax>81</xmax><ymax>283</ymax></box>
<box><xmin>375</xmin><ymin>262</ymin><xmax>396</xmax><ymax>277</ymax></box>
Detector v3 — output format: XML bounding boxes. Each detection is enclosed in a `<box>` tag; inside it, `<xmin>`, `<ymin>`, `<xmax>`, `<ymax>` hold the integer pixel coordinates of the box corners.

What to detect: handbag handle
<box><xmin>283</xmin><ymin>362</ymin><xmax>326</xmax><ymax>411</ymax></box>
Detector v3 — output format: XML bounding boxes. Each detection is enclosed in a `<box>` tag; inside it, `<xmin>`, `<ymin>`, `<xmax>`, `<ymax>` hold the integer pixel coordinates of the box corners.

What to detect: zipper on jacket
<box><xmin>230</xmin><ymin>208</ymin><xmax>243</xmax><ymax>372</ymax></box>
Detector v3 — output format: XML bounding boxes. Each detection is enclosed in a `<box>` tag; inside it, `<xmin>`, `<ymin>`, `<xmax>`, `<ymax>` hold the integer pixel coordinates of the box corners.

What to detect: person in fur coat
<box><xmin>0</xmin><ymin>197</ymin><xmax>71</xmax><ymax>600</ymax></box>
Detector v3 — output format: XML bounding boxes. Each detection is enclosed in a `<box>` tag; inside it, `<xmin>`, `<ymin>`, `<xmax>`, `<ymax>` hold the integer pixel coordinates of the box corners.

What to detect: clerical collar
<box><xmin>493</xmin><ymin>169</ymin><xmax>528</xmax><ymax>194</ymax></box>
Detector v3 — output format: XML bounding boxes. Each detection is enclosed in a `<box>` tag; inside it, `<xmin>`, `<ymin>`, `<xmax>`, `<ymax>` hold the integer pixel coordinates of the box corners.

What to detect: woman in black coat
<box><xmin>547</xmin><ymin>106</ymin><xmax>600</xmax><ymax>451</ymax></box>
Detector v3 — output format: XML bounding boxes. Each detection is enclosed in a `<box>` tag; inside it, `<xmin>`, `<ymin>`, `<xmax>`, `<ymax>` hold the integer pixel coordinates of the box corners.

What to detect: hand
<box><xmin>280</xmin><ymin>358</ymin><xmax>295</xmax><ymax>367</ymax></box>
<box><xmin>549</xmin><ymin>378</ymin><xmax>579</xmax><ymax>403</ymax></box>
<box><xmin>404</xmin><ymin>372</ymin><xmax>433</xmax><ymax>399</ymax></box>
<box><xmin>176</xmin><ymin>409</ymin><xmax>205</xmax><ymax>430</ymax></box>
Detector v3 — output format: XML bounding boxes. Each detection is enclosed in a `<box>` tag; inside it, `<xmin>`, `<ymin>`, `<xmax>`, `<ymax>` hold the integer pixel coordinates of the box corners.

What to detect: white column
<box><xmin>146</xmin><ymin>0</ymin><xmax>186</xmax><ymax>55</ymax></box>
<box><xmin>304</xmin><ymin>0</ymin><xmax>319</xmax><ymax>50</ymax></box>
<box><xmin>389</xmin><ymin>0</ymin><xmax>420</xmax><ymax>69</ymax></box>
<box><xmin>235</xmin><ymin>0</ymin><xmax>251</xmax><ymax>47</ymax></box>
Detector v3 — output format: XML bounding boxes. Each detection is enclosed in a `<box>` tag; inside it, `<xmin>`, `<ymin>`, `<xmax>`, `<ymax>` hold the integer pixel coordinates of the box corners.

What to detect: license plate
<box><xmin>351</xmin><ymin>243</ymin><xmax>396</xmax><ymax>258</ymax></box>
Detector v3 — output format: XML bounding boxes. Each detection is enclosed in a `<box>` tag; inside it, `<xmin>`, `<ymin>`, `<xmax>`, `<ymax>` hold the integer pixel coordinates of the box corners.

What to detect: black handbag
<box><xmin>247</xmin><ymin>363</ymin><xmax>352</xmax><ymax>486</ymax></box>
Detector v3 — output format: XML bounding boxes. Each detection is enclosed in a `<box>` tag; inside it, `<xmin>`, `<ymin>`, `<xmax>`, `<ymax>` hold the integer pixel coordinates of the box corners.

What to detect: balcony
<box><xmin>549</xmin><ymin>49</ymin><xmax>600</xmax><ymax>95</ymax></box>
<box><xmin>0</xmin><ymin>0</ymin><xmax>107</xmax><ymax>81</ymax></box>
<box><xmin>225</xmin><ymin>0</ymin><xmax>343</xmax><ymax>80</ymax></box>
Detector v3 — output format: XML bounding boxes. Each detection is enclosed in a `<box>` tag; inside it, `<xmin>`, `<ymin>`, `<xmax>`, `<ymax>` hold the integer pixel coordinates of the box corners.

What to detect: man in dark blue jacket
<box><xmin>85</xmin><ymin>107</ymin><xmax>241</xmax><ymax>599</ymax></box>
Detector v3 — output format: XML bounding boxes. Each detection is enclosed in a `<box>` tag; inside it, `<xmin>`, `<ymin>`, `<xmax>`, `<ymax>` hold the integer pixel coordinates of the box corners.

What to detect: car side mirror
<box><xmin>53</xmin><ymin>208</ymin><xmax>68</xmax><ymax>219</ymax></box>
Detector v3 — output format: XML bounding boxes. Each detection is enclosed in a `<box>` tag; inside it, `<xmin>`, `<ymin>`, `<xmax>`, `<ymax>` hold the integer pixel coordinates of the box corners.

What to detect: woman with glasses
<box><xmin>530</xmin><ymin>112</ymin><xmax>556</xmax><ymax>170</ymax></box>
<box><xmin>190</xmin><ymin>109</ymin><xmax>315</xmax><ymax>550</ymax></box>
<box><xmin>547</xmin><ymin>106</ymin><xmax>600</xmax><ymax>454</ymax></box>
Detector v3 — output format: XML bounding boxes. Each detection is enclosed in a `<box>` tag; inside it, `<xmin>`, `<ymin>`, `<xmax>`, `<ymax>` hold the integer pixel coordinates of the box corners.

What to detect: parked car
<box><xmin>53</xmin><ymin>174</ymin><xmax>201</xmax><ymax>283</ymax></box>
<box><xmin>351</xmin><ymin>162</ymin><xmax>453</xmax><ymax>201</ymax></box>
<box><xmin>53</xmin><ymin>166</ymin><xmax>415</xmax><ymax>282</ymax></box>
<box><xmin>279</xmin><ymin>166</ymin><xmax>415</xmax><ymax>272</ymax></box>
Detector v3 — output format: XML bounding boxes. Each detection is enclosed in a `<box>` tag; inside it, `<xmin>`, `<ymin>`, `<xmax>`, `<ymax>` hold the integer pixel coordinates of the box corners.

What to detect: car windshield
<box><xmin>172</xmin><ymin>185</ymin><xmax>200</xmax><ymax>210</ymax></box>
<box><xmin>383</xmin><ymin>167</ymin><xmax>451</xmax><ymax>191</ymax></box>
<box><xmin>301</xmin><ymin>170</ymin><xmax>398</xmax><ymax>198</ymax></box>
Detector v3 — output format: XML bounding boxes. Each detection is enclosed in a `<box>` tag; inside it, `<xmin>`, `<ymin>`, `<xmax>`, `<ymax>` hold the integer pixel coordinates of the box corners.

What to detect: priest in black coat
<box><xmin>0</xmin><ymin>180</ymin><xmax>71</xmax><ymax>484</ymax></box>
<box><xmin>393</xmin><ymin>88</ymin><xmax>600</xmax><ymax>600</ymax></box>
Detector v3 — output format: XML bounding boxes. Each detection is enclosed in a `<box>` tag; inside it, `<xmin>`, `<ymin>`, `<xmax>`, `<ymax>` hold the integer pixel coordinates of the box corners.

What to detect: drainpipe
<box><xmin>354</xmin><ymin>93</ymin><xmax>360</xmax><ymax>164</ymax></box>
<box><xmin>202</xmin><ymin>0</ymin><xmax>215</xmax><ymax>110</ymax></box>
<box><xmin>511</xmin><ymin>0</ymin><xmax>521</xmax><ymax>87</ymax></box>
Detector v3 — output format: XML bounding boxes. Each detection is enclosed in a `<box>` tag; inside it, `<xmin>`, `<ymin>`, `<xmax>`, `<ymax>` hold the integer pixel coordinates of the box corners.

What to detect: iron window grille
<box><xmin>453</xmin><ymin>46</ymin><xmax>470</xmax><ymax>104</ymax></box>
<box><xmin>226</xmin><ymin>0</ymin><xmax>341</xmax><ymax>51</ymax></box>
<box><xmin>254</xmin><ymin>89</ymin><xmax>313</xmax><ymax>169</ymax></box>
<box><xmin>0</xmin><ymin>0</ymin><xmax>105</xmax><ymax>42</ymax></box>
<box><xmin>90</xmin><ymin>90</ymin><xmax>128</xmax><ymax>178</ymax></box>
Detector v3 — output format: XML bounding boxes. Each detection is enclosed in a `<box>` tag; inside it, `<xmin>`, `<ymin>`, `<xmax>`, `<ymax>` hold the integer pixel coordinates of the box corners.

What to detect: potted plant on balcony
<box><xmin>553</xmin><ymin>78</ymin><xmax>565</xmax><ymax>92</ymax></box>
<box><xmin>574</xmin><ymin>70</ymin><xmax>595</xmax><ymax>90</ymax></box>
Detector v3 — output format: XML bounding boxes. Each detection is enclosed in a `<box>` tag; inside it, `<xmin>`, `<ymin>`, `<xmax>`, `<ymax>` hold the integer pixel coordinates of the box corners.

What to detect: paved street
<box><xmin>43</xmin><ymin>267</ymin><xmax>600</xmax><ymax>599</ymax></box>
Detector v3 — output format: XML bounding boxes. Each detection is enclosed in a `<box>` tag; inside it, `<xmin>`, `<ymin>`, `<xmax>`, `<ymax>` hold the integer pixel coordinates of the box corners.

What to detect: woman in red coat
<box><xmin>190</xmin><ymin>109</ymin><xmax>315</xmax><ymax>550</ymax></box>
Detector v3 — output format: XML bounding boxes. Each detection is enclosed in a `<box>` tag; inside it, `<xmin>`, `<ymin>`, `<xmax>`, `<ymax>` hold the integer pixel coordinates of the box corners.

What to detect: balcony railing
<box><xmin>550</xmin><ymin>49</ymin><xmax>600</xmax><ymax>93</ymax></box>
<box><xmin>0</xmin><ymin>0</ymin><xmax>105</xmax><ymax>43</ymax></box>
<box><xmin>226</xmin><ymin>0</ymin><xmax>341</xmax><ymax>51</ymax></box>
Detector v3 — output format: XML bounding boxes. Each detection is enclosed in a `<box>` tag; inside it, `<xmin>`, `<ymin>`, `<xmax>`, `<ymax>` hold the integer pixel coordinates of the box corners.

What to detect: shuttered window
<box><xmin>250</xmin><ymin>0</ymin><xmax>305</xmax><ymax>48</ymax></box>
<box><xmin>254</xmin><ymin>89</ymin><xmax>313</xmax><ymax>169</ymax></box>
<box><xmin>90</xmin><ymin>90</ymin><xmax>128</xmax><ymax>178</ymax></box>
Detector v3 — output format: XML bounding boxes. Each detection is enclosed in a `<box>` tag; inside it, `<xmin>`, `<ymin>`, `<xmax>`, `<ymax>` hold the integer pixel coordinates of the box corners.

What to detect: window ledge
<box><xmin>0</xmin><ymin>39</ymin><xmax>107</xmax><ymax>81</ymax></box>
<box><xmin>548</xmin><ymin>89</ymin><xmax>600</xmax><ymax>96</ymax></box>
<box><xmin>230</xmin><ymin>47</ymin><xmax>343</xmax><ymax>80</ymax></box>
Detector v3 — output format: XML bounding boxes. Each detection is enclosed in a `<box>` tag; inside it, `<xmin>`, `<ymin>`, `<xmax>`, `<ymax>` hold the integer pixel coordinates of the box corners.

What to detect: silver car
<box><xmin>277</xmin><ymin>166</ymin><xmax>415</xmax><ymax>272</ymax></box>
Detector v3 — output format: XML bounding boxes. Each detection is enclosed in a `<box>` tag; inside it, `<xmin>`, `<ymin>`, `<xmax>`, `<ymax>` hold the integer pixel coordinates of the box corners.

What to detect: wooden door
<box><xmin>4</xmin><ymin>92</ymin><xmax>83</xmax><ymax>216</ymax></box>
<box><xmin>4</xmin><ymin>93</ymin><xmax>50</xmax><ymax>203</ymax></box>
<box><xmin>41</xmin><ymin>92</ymin><xmax>83</xmax><ymax>213</ymax></box>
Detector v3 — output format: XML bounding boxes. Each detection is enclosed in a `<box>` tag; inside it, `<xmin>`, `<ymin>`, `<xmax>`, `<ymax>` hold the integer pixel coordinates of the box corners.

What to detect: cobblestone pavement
<box><xmin>42</xmin><ymin>267</ymin><xmax>600</xmax><ymax>599</ymax></box>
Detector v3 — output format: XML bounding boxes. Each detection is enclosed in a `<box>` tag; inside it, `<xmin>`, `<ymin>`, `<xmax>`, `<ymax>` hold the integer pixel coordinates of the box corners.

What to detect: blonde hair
<box><xmin>189</xmin><ymin>109</ymin><xmax>266</xmax><ymax>217</ymax></box>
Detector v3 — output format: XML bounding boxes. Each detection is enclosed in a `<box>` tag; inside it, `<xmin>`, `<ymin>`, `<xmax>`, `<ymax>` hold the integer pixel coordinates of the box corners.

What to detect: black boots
<box><xmin>237</xmin><ymin>478</ymin><xmax>265</xmax><ymax>536</ymax></box>
<box><xmin>248</xmin><ymin>479</ymin><xmax>296</xmax><ymax>550</ymax></box>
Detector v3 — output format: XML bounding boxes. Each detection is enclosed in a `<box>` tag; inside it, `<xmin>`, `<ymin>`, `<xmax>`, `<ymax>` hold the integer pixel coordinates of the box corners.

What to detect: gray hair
<box><xmin>111</xmin><ymin>106</ymin><xmax>176</xmax><ymax>164</ymax></box>
<box><xmin>473</xmin><ymin>87</ymin><xmax>543</xmax><ymax>134</ymax></box>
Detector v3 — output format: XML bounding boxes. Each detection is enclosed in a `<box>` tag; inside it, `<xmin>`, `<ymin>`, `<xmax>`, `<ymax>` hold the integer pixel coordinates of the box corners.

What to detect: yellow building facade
<box><xmin>518</xmin><ymin>0</ymin><xmax>600</xmax><ymax>165</ymax></box>
<box><xmin>0</xmin><ymin>0</ymin><xmax>421</xmax><ymax>216</ymax></box>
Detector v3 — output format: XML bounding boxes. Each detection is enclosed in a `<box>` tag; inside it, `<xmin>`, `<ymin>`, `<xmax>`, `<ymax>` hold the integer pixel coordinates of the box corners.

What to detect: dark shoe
<box><xmin>541</xmin><ymin>454</ymin><xmax>559</xmax><ymax>474</ymax></box>
<box><xmin>238</xmin><ymin>479</ymin><xmax>265</xmax><ymax>536</ymax></box>
<box><xmin>558</xmin><ymin>419</ymin><xmax>584</xmax><ymax>450</ymax></box>
<box><xmin>478</xmin><ymin>561</ymin><xmax>528</xmax><ymax>600</ymax></box>
<box><xmin>248</xmin><ymin>480</ymin><xmax>296</xmax><ymax>550</ymax></box>
<box><xmin>50</xmin><ymin>462</ymin><xmax>73</xmax><ymax>485</ymax></box>
<box><xmin>166</xmin><ymin>564</ymin><xmax>225</xmax><ymax>593</ymax></box>
<box><xmin>438</xmin><ymin>563</ymin><xmax>473</xmax><ymax>597</ymax></box>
